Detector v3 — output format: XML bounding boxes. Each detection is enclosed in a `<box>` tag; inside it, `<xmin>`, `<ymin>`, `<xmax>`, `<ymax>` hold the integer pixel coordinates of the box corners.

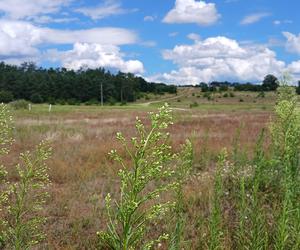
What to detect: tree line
<box><xmin>194</xmin><ymin>74</ymin><xmax>300</xmax><ymax>93</ymax></box>
<box><xmin>0</xmin><ymin>62</ymin><xmax>177</xmax><ymax>104</ymax></box>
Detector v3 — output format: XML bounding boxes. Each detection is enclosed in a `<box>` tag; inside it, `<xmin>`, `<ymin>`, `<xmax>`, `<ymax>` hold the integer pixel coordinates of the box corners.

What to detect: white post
<box><xmin>28</xmin><ymin>103</ymin><xmax>32</xmax><ymax>111</ymax></box>
<box><xmin>48</xmin><ymin>104</ymin><xmax>52</xmax><ymax>112</ymax></box>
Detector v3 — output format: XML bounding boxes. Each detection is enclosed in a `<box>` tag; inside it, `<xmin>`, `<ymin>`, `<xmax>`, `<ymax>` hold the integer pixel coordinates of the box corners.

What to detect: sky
<box><xmin>0</xmin><ymin>0</ymin><xmax>300</xmax><ymax>85</ymax></box>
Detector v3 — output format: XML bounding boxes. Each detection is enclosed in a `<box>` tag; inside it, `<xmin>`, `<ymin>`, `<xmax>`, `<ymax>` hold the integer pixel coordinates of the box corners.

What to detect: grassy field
<box><xmin>2</xmin><ymin>88</ymin><xmax>299</xmax><ymax>249</ymax></box>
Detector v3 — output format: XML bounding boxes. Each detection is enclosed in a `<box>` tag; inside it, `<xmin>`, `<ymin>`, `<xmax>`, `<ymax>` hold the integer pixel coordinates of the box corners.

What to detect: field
<box><xmin>2</xmin><ymin>88</ymin><xmax>300</xmax><ymax>249</ymax></box>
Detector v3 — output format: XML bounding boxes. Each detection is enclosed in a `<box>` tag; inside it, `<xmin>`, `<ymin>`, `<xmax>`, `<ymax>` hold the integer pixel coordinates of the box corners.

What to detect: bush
<box><xmin>67</xmin><ymin>98</ymin><xmax>80</xmax><ymax>105</ymax></box>
<box><xmin>85</xmin><ymin>99</ymin><xmax>99</xmax><ymax>106</ymax></box>
<box><xmin>229</xmin><ymin>92</ymin><xmax>235</xmax><ymax>97</ymax></box>
<box><xmin>108</xmin><ymin>97</ymin><xmax>116</xmax><ymax>106</ymax></box>
<box><xmin>0</xmin><ymin>91</ymin><xmax>13</xmax><ymax>103</ymax></box>
<box><xmin>257</xmin><ymin>91</ymin><xmax>265</xmax><ymax>98</ymax></box>
<box><xmin>223</xmin><ymin>93</ymin><xmax>229</xmax><ymax>98</ymax></box>
<box><xmin>219</xmin><ymin>85</ymin><xmax>229</xmax><ymax>92</ymax></box>
<box><xmin>9</xmin><ymin>99</ymin><xmax>30</xmax><ymax>110</ymax></box>
<box><xmin>190</xmin><ymin>102</ymin><xmax>199</xmax><ymax>108</ymax></box>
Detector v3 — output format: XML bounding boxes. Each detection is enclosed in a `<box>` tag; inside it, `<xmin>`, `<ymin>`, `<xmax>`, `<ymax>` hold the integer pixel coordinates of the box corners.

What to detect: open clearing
<box><xmin>3</xmin><ymin>89</ymin><xmax>284</xmax><ymax>249</ymax></box>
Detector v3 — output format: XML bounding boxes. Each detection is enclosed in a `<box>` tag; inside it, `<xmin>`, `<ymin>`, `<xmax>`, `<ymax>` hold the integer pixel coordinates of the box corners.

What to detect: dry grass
<box><xmin>4</xmin><ymin>102</ymin><xmax>273</xmax><ymax>249</ymax></box>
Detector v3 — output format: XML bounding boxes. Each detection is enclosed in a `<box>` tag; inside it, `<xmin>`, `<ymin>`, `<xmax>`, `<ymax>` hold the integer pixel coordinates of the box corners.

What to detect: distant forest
<box><xmin>0</xmin><ymin>62</ymin><xmax>176</xmax><ymax>104</ymax></box>
<box><xmin>1</xmin><ymin>62</ymin><xmax>299</xmax><ymax>105</ymax></box>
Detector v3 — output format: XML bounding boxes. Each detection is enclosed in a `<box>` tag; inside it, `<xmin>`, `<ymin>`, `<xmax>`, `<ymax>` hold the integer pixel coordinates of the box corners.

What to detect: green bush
<box><xmin>190</xmin><ymin>102</ymin><xmax>199</xmax><ymax>108</ymax></box>
<box><xmin>67</xmin><ymin>98</ymin><xmax>80</xmax><ymax>105</ymax></box>
<box><xmin>85</xmin><ymin>99</ymin><xmax>99</xmax><ymax>106</ymax></box>
<box><xmin>9</xmin><ymin>99</ymin><xmax>30</xmax><ymax>110</ymax></box>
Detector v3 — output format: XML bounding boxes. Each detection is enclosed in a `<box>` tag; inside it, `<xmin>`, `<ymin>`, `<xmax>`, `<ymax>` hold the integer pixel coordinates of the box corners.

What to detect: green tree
<box><xmin>262</xmin><ymin>74</ymin><xmax>279</xmax><ymax>91</ymax></box>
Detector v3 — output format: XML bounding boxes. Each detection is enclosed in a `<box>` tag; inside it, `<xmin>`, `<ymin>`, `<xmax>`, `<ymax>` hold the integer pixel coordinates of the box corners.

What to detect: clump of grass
<box><xmin>207</xmin><ymin>149</ymin><xmax>227</xmax><ymax>250</ymax></box>
<box><xmin>98</xmin><ymin>104</ymin><xmax>193</xmax><ymax>249</ymax></box>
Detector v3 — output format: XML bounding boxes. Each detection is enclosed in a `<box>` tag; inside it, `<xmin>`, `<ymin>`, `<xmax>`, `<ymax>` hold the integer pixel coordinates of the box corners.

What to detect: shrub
<box><xmin>67</xmin><ymin>98</ymin><xmax>80</xmax><ymax>105</ymax></box>
<box><xmin>85</xmin><ymin>99</ymin><xmax>99</xmax><ymax>106</ymax></box>
<box><xmin>0</xmin><ymin>91</ymin><xmax>13</xmax><ymax>103</ymax></box>
<box><xmin>9</xmin><ymin>99</ymin><xmax>30</xmax><ymax>110</ymax></box>
<box><xmin>98</xmin><ymin>104</ymin><xmax>193</xmax><ymax>249</ymax></box>
<box><xmin>229</xmin><ymin>92</ymin><xmax>235</xmax><ymax>97</ymax></box>
<box><xmin>257</xmin><ymin>91</ymin><xmax>265</xmax><ymax>98</ymax></box>
<box><xmin>108</xmin><ymin>97</ymin><xmax>117</xmax><ymax>106</ymax></box>
<box><xmin>0</xmin><ymin>104</ymin><xmax>51</xmax><ymax>249</ymax></box>
<box><xmin>190</xmin><ymin>102</ymin><xmax>199</xmax><ymax>108</ymax></box>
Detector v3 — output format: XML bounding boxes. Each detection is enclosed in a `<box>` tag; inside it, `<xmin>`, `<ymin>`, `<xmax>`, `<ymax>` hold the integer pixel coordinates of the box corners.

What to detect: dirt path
<box><xmin>138</xmin><ymin>89</ymin><xmax>191</xmax><ymax>107</ymax></box>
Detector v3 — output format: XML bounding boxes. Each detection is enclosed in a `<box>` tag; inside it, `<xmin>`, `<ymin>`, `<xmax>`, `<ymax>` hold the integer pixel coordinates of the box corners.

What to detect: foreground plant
<box><xmin>270</xmin><ymin>80</ymin><xmax>300</xmax><ymax>249</ymax></box>
<box><xmin>98</xmin><ymin>104</ymin><xmax>193</xmax><ymax>250</ymax></box>
<box><xmin>0</xmin><ymin>104</ymin><xmax>51</xmax><ymax>249</ymax></box>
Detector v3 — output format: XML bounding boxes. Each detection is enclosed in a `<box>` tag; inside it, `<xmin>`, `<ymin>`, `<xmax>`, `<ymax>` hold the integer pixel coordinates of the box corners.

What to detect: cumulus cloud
<box><xmin>240</xmin><ymin>12</ymin><xmax>271</xmax><ymax>25</ymax></box>
<box><xmin>283</xmin><ymin>31</ymin><xmax>300</xmax><ymax>55</ymax></box>
<box><xmin>163</xmin><ymin>0</ymin><xmax>220</xmax><ymax>26</ymax></box>
<box><xmin>0</xmin><ymin>20</ymin><xmax>143</xmax><ymax>73</ymax></box>
<box><xmin>75</xmin><ymin>0</ymin><xmax>136</xmax><ymax>20</ymax></box>
<box><xmin>0</xmin><ymin>0</ymin><xmax>71</xmax><ymax>19</ymax></box>
<box><xmin>287</xmin><ymin>60</ymin><xmax>300</xmax><ymax>74</ymax></box>
<box><xmin>47</xmin><ymin>43</ymin><xmax>144</xmax><ymax>73</ymax></box>
<box><xmin>151</xmin><ymin>36</ymin><xmax>286</xmax><ymax>84</ymax></box>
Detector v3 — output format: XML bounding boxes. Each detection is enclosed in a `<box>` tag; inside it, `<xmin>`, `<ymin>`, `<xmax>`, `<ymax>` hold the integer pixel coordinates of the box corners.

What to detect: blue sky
<box><xmin>0</xmin><ymin>0</ymin><xmax>300</xmax><ymax>84</ymax></box>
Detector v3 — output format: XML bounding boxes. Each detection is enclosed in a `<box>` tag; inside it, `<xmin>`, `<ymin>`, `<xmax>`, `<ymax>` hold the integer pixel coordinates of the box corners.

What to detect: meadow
<box><xmin>1</xmin><ymin>87</ymin><xmax>300</xmax><ymax>249</ymax></box>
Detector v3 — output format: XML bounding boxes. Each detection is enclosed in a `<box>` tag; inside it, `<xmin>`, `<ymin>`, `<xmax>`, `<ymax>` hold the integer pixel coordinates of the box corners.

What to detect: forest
<box><xmin>0</xmin><ymin>62</ymin><xmax>177</xmax><ymax>105</ymax></box>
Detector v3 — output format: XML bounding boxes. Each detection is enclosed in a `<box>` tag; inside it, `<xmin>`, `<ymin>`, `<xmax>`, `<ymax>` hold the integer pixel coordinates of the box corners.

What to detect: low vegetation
<box><xmin>0</xmin><ymin>81</ymin><xmax>299</xmax><ymax>249</ymax></box>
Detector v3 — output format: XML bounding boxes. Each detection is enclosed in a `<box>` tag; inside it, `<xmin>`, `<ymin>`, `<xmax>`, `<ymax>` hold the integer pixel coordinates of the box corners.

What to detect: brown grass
<box><xmin>5</xmin><ymin>106</ymin><xmax>272</xmax><ymax>249</ymax></box>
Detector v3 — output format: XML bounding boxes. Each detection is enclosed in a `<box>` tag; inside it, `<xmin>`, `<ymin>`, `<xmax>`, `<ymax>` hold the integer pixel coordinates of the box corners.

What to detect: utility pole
<box><xmin>100</xmin><ymin>82</ymin><xmax>103</xmax><ymax>107</ymax></box>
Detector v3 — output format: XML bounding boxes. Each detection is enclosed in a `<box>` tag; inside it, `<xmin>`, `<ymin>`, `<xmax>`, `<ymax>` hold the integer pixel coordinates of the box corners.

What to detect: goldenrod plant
<box><xmin>98</xmin><ymin>104</ymin><xmax>193</xmax><ymax>250</ymax></box>
<box><xmin>270</xmin><ymin>77</ymin><xmax>300</xmax><ymax>249</ymax></box>
<box><xmin>0</xmin><ymin>104</ymin><xmax>51</xmax><ymax>250</ymax></box>
<box><xmin>168</xmin><ymin>140</ymin><xmax>193</xmax><ymax>250</ymax></box>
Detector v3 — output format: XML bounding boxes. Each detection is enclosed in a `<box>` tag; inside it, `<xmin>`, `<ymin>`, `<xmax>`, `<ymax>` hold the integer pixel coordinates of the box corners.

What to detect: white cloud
<box><xmin>150</xmin><ymin>36</ymin><xmax>286</xmax><ymax>84</ymax></box>
<box><xmin>287</xmin><ymin>60</ymin><xmax>300</xmax><ymax>74</ymax></box>
<box><xmin>0</xmin><ymin>20</ymin><xmax>137</xmax><ymax>55</ymax></box>
<box><xmin>240</xmin><ymin>12</ymin><xmax>271</xmax><ymax>25</ymax></box>
<box><xmin>169</xmin><ymin>32</ymin><xmax>179</xmax><ymax>37</ymax></box>
<box><xmin>0</xmin><ymin>20</ymin><xmax>142</xmax><ymax>74</ymax></box>
<box><xmin>47</xmin><ymin>43</ymin><xmax>144</xmax><ymax>73</ymax></box>
<box><xmin>144</xmin><ymin>15</ymin><xmax>155</xmax><ymax>22</ymax></box>
<box><xmin>163</xmin><ymin>0</ymin><xmax>220</xmax><ymax>26</ymax></box>
<box><xmin>75</xmin><ymin>0</ymin><xmax>136</xmax><ymax>20</ymax></box>
<box><xmin>0</xmin><ymin>0</ymin><xmax>71</xmax><ymax>19</ymax></box>
<box><xmin>283</xmin><ymin>32</ymin><xmax>300</xmax><ymax>55</ymax></box>
<box><xmin>30</xmin><ymin>15</ymin><xmax>78</xmax><ymax>24</ymax></box>
<box><xmin>273</xmin><ymin>20</ymin><xmax>293</xmax><ymax>25</ymax></box>
<box><xmin>187</xmin><ymin>33</ymin><xmax>201</xmax><ymax>41</ymax></box>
